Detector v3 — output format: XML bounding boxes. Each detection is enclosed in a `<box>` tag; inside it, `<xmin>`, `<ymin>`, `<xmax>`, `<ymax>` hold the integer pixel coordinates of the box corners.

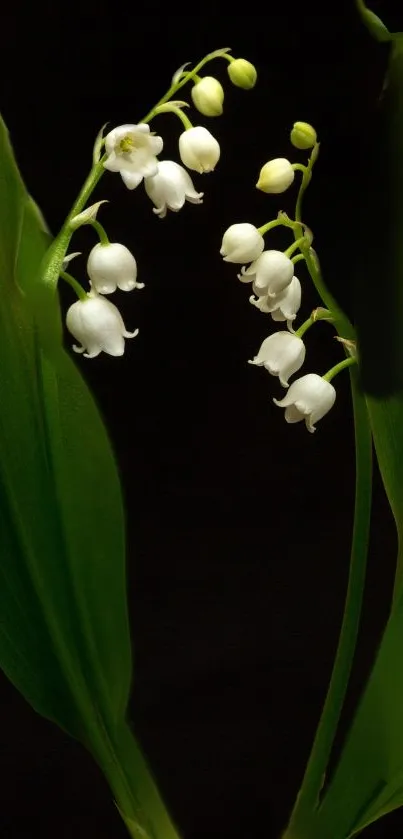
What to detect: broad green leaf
<box><xmin>0</xmin><ymin>112</ymin><xmax>131</xmax><ymax>737</ymax></box>
<box><xmin>0</xmin><ymin>114</ymin><xmax>180</xmax><ymax>838</ymax></box>
<box><xmin>301</xmin><ymin>582</ymin><xmax>403</xmax><ymax>839</ymax></box>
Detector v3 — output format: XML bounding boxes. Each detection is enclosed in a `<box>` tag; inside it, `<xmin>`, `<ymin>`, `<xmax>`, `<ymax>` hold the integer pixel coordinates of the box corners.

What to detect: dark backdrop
<box><xmin>0</xmin><ymin>2</ymin><xmax>401</xmax><ymax>838</ymax></box>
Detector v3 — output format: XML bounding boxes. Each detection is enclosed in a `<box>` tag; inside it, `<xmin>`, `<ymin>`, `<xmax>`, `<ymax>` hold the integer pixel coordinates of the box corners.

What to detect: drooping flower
<box><xmin>87</xmin><ymin>243</ymin><xmax>141</xmax><ymax>294</ymax></box>
<box><xmin>144</xmin><ymin>160</ymin><xmax>203</xmax><ymax>218</ymax></box>
<box><xmin>248</xmin><ymin>332</ymin><xmax>305</xmax><ymax>387</ymax></box>
<box><xmin>179</xmin><ymin>126</ymin><xmax>220</xmax><ymax>173</ymax></box>
<box><xmin>239</xmin><ymin>250</ymin><xmax>294</xmax><ymax>296</ymax></box>
<box><xmin>227</xmin><ymin>58</ymin><xmax>257</xmax><ymax>89</ymax></box>
<box><xmin>273</xmin><ymin>373</ymin><xmax>336</xmax><ymax>432</ymax></box>
<box><xmin>191</xmin><ymin>76</ymin><xmax>224</xmax><ymax>116</ymax></box>
<box><xmin>249</xmin><ymin>275</ymin><xmax>301</xmax><ymax>323</ymax></box>
<box><xmin>220</xmin><ymin>223</ymin><xmax>264</xmax><ymax>264</ymax></box>
<box><xmin>103</xmin><ymin>124</ymin><xmax>163</xmax><ymax>189</ymax></box>
<box><xmin>256</xmin><ymin>158</ymin><xmax>295</xmax><ymax>194</ymax></box>
<box><xmin>66</xmin><ymin>291</ymin><xmax>138</xmax><ymax>358</ymax></box>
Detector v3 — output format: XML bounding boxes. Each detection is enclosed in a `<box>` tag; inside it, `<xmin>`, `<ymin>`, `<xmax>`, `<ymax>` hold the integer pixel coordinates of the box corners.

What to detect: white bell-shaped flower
<box><xmin>104</xmin><ymin>123</ymin><xmax>163</xmax><ymax>189</ymax></box>
<box><xmin>256</xmin><ymin>158</ymin><xmax>295</xmax><ymax>194</ymax></box>
<box><xmin>66</xmin><ymin>291</ymin><xmax>138</xmax><ymax>358</ymax></box>
<box><xmin>239</xmin><ymin>250</ymin><xmax>294</xmax><ymax>296</ymax></box>
<box><xmin>87</xmin><ymin>243</ymin><xmax>140</xmax><ymax>294</ymax></box>
<box><xmin>191</xmin><ymin>76</ymin><xmax>224</xmax><ymax>116</ymax></box>
<box><xmin>273</xmin><ymin>373</ymin><xmax>336</xmax><ymax>432</ymax></box>
<box><xmin>249</xmin><ymin>332</ymin><xmax>305</xmax><ymax>387</ymax></box>
<box><xmin>144</xmin><ymin>160</ymin><xmax>203</xmax><ymax>218</ymax></box>
<box><xmin>249</xmin><ymin>276</ymin><xmax>301</xmax><ymax>323</ymax></box>
<box><xmin>220</xmin><ymin>223</ymin><xmax>264</xmax><ymax>264</ymax></box>
<box><xmin>179</xmin><ymin>126</ymin><xmax>220</xmax><ymax>173</ymax></box>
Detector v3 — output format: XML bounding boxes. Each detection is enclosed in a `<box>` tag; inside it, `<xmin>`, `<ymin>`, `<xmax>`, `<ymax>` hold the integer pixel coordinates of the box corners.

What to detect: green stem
<box><xmin>283</xmin><ymin>139</ymin><xmax>373</xmax><ymax>839</ymax></box>
<box><xmin>323</xmin><ymin>356</ymin><xmax>357</xmax><ymax>382</ymax></box>
<box><xmin>91</xmin><ymin>720</ymin><xmax>182</xmax><ymax>839</ymax></box>
<box><xmin>295</xmin><ymin>309</ymin><xmax>332</xmax><ymax>340</ymax></box>
<box><xmin>257</xmin><ymin>218</ymin><xmax>290</xmax><ymax>236</ymax></box>
<box><xmin>284</xmin><ymin>367</ymin><xmax>373</xmax><ymax>835</ymax></box>
<box><xmin>153</xmin><ymin>103</ymin><xmax>193</xmax><ymax>131</ymax></box>
<box><xmin>60</xmin><ymin>271</ymin><xmax>87</xmax><ymax>300</ymax></box>
<box><xmin>292</xmin><ymin>163</ymin><xmax>307</xmax><ymax>174</ymax></box>
<box><xmin>141</xmin><ymin>47</ymin><xmax>231</xmax><ymax>123</ymax></box>
<box><xmin>285</xmin><ymin>236</ymin><xmax>306</xmax><ymax>259</ymax></box>
<box><xmin>41</xmin><ymin>156</ymin><xmax>107</xmax><ymax>293</ymax></box>
<box><xmin>91</xmin><ymin>219</ymin><xmax>110</xmax><ymax>246</ymax></box>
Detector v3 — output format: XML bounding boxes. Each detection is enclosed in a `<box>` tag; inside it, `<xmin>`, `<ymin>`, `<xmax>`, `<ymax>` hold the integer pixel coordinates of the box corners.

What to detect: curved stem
<box><xmin>283</xmin><ymin>142</ymin><xmax>373</xmax><ymax>838</ymax></box>
<box><xmin>41</xmin><ymin>156</ymin><xmax>107</xmax><ymax>293</ymax></box>
<box><xmin>284</xmin><ymin>368</ymin><xmax>373</xmax><ymax>835</ymax></box>
<box><xmin>141</xmin><ymin>47</ymin><xmax>231</xmax><ymax>123</ymax></box>
<box><xmin>60</xmin><ymin>271</ymin><xmax>87</xmax><ymax>300</ymax></box>
<box><xmin>91</xmin><ymin>218</ymin><xmax>110</xmax><ymax>246</ymax></box>
<box><xmin>323</xmin><ymin>356</ymin><xmax>357</xmax><ymax>382</ymax></box>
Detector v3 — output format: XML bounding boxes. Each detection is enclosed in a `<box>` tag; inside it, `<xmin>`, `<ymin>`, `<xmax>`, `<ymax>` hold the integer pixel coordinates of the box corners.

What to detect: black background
<box><xmin>0</xmin><ymin>2</ymin><xmax>402</xmax><ymax>837</ymax></box>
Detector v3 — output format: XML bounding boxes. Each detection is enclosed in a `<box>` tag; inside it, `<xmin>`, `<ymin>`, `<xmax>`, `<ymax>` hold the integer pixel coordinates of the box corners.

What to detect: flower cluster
<box><xmin>53</xmin><ymin>49</ymin><xmax>257</xmax><ymax>359</ymax></box>
<box><xmin>219</xmin><ymin>123</ymin><xmax>356</xmax><ymax>432</ymax></box>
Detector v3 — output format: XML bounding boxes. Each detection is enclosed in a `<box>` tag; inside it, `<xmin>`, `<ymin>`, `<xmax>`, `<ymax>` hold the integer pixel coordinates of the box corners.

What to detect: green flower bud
<box><xmin>290</xmin><ymin>122</ymin><xmax>317</xmax><ymax>150</ymax></box>
<box><xmin>191</xmin><ymin>76</ymin><xmax>224</xmax><ymax>117</ymax></box>
<box><xmin>227</xmin><ymin>58</ymin><xmax>257</xmax><ymax>90</ymax></box>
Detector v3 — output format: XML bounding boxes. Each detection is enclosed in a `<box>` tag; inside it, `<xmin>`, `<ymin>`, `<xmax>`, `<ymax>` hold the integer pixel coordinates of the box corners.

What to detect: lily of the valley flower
<box><xmin>220</xmin><ymin>223</ymin><xmax>264</xmax><ymax>263</ymax></box>
<box><xmin>144</xmin><ymin>160</ymin><xmax>203</xmax><ymax>218</ymax></box>
<box><xmin>249</xmin><ymin>275</ymin><xmax>301</xmax><ymax>323</ymax></box>
<box><xmin>66</xmin><ymin>291</ymin><xmax>138</xmax><ymax>358</ymax></box>
<box><xmin>87</xmin><ymin>243</ymin><xmax>141</xmax><ymax>293</ymax></box>
<box><xmin>179</xmin><ymin>126</ymin><xmax>220</xmax><ymax>173</ymax></box>
<box><xmin>104</xmin><ymin>124</ymin><xmax>163</xmax><ymax>189</ymax></box>
<box><xmin>256</xmin><ymin>158</ymin><xmax>295</xmax><ymax>194</ymax></box>
<box><xmin>249</xmin><ymin>332</ymin><xmax>305</xmax><ymax>387</ymax></box>
<box><xmin>273</xmin><ymin>373</ymin><xmax>336</xmax><ymax>432</ymax></box>
<box><xmin>191</xmin><ymin>76</ymin><xmax>224</xmax><ymax>116</ymax></box>
<box><xmin>239</xmin><ymin>250</ymin><xmax>294</xmax><ymax>296</ymax></box>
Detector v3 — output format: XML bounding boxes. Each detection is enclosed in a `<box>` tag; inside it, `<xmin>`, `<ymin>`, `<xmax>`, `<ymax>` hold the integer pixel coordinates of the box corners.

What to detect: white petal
<box><xmin>66</xmin><ymin>293</ymin><xmax>137</xmax><ymax>358</ymax></box>
<box><xmin>144</xmin><ymin>160</ymin><xmax>203</xmax><ymax>216</ymax></box>
<box><xmin>273</xmin><ymin>374</ymin><xmax>336</xmax><ymax>431</ymax></box>
<box><xmin>103</xmin><ymin>152</ymin><xmax>122</xmax><ymax>173</ymax></box>
<box><xmin>120</xmin><ymin>169</ymin><xmax>144</xmax><ymax>189</ymax></box>
<box><xmin>87</xmin><ymin>243</ymin><xmax>137</xmax><ymax>295</ymax></box>
<box><xmin>179</xmin><ymin>126</ymin><xmax>220</xmax><ymax>174</ymax></box>
<box><xmin>284</xmin><ymin>405</ymin><xmax>305</xmax><ymax>424</ymax></box>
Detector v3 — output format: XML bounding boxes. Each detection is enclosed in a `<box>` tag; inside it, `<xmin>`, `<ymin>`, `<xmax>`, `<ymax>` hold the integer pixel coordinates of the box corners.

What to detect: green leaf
<box><xmin>355</xmin><ymin>0</ymin><xmax>392</xmax><ymax>43</ymax></box>
<box><xmin>281</xmin><ymin>393</ymin><xmax>403</xmax><ymax>835</ymax></box>
<box><xmin>0</xmin><ymin>112</ymin><xmax>131</xmax><ymax>738</ymax></box>
<box><xmin>305</xmin><ymin>391</ymin><xmax>403</xmax><ymax>837</ymax></box>
<box><xmin>302</xmin><ymin>580</ymin><xmax>403</xmax><ymax>839</ymax></box>
<box><xmin>0</xmin><ymin>114</ymin><xmax>180</xmax><ymax>838</ymax></box>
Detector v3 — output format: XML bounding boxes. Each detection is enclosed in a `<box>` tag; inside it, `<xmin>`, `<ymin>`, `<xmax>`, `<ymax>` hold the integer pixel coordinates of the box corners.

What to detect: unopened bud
<box><xmin>290</xmin><ymin>122</ymin><xmax>317</xmax><ymax>150</ymax></box>
<box><xmin>191</xmin><ymin>76</ymin><xmax>224</xmax><ymax>117</ymax></box>
<box><xmin>227</xmin><ymin>58</ymin><xmax>257</xmax><ymax>90</ymax></box>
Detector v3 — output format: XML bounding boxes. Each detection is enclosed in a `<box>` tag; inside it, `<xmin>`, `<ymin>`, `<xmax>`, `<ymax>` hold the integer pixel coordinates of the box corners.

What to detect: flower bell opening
<box><xmin>144</xmin><ymin>160</ymin><xmax>203</xmax><ymax>217</ymax></box>
<box><xmin>273</xmin><ymin>374</ymin><xmax>336</xmax><ymax>432</ymax></box>
<box><xmin>66</xmin><ymin>292</ymin><xmax>138</xmax><ymax>359</ymax></box>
